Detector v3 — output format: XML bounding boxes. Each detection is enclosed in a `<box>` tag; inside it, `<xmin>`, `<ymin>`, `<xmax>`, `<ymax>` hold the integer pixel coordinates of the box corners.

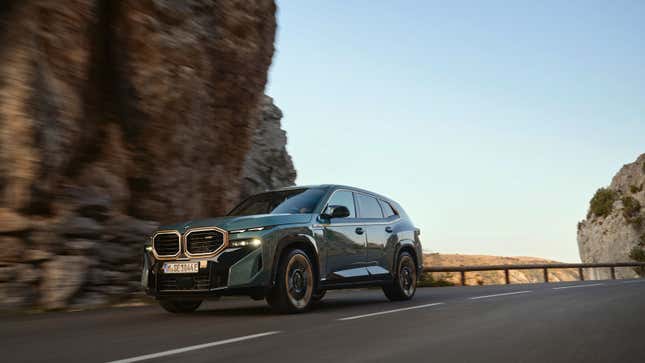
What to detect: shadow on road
<box><xmin>192</xmin><ymin>293</ymin><xmax>393</xmax><ymax>317</ymax></box>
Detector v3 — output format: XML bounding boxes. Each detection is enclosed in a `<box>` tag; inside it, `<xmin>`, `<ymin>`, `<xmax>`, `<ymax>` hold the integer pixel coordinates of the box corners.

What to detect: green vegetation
<box><xmin>418</xmin><ymin>273</ymin><xmax>454</xmax><ymax>287</ymax></box>
<box><xmin>589</xmin><ymin>188</ymin><xmax>618</xmax><ymax>218</ymax></box>
<box><xmin>629</xmin><ymin>246</ymin><xmax>645</xmax><ymax>277</ymax></box>
<box><xmin>622</xmin><ymin>196</ymin><xmax>642</xmax><ymax>228</ymax></box>
<box><xmin>630</xmin><ymin>183</ymin><xmax>643</xmax><ymax>194</ymax></box>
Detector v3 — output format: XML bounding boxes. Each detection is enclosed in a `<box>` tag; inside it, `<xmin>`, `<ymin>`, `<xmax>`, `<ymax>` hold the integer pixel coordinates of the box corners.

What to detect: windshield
<box><xmin>228</xmin><ymin>188</ymin><xmax>327</xmax><ymax>216</ymax></box>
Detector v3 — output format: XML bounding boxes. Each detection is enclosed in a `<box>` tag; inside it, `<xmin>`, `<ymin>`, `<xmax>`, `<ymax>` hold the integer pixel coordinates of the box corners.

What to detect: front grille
<box><xmin>153</xmin><ymin>233</ymin><xmax>180</xmax><ymax>256</ymax></box>
<box><xmin>158</xmin><ymin>270</ymin><xmax>211</xmax><ymax>291</ymax></box>
<box><xmin>186</xmin><ymin>229</ymin><xmax>225</xmax><ymax>255</ymax></box>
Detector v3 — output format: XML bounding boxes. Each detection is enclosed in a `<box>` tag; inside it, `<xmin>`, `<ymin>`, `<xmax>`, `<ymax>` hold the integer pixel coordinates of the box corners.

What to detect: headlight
<box><xmin>145</xmin><ymin>245</ymin><xmax>153</xmax><ymax>252</ymax></box>
<box><xmin>229</xmin><ymin>226</ymin><xmax>269</xmax><ymax>234</ymax></box>
<box><xmin>229</xmin><ymin>238</ymin><xmax>262</xmax><ymax>248</ymax></box>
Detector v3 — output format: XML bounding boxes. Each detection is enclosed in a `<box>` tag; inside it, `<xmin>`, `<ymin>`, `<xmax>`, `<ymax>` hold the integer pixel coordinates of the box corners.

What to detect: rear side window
<box><xmin>356</xmin><ymin>194</ymin><xmax>384</xmax><ymax>219</ymax></box>
<box><xmin>379</xmin><ymin>200</ymin><xmax>397</xmax><ymax>218</ymax></box>
<box><xmin>326</xmin><ymin>190</ymin><xmax>356</xmax><ymax>218</ymax></box>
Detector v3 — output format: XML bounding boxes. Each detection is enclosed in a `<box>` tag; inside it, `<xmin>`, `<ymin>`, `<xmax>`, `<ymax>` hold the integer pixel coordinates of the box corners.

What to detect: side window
<box><xmin>356</xmin><ymin>194</ymin><xmax>384</xmax><ymax>219</ymax></box>
<box><xmin>379</xmin><ymin>200</ymin><xmax>397</xmax><ymax>218</ymax></box>
<box><xmin>325</xmin><ymin>190</ymin><xmax>356</xmax><ymax>218</ymax></box>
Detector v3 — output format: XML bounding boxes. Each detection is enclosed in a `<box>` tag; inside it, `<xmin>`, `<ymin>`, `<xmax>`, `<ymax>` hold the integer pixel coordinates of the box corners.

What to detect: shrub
<box><xmin>589</xmin><ymin>188</ymin><xmax>618</xmax><ymax>218</ymax></box>
<box><xmin>630</xmin><ymin>183</ymin><xmax>643</xmax><ymax>194</ymax></box>
<box><xmin>629</xmin><ymin>246</ymin><xmax>645</xmax><ymax>277</ymax></box>
<box><xmin>622</xmin><ymin>196</ymin><xmax>642</xmax><ymax>227</ymax></box>
<box><xmin>418</xmin><ymin>273</ymin><xmax>454</xmax><ymax>287</ymax></box>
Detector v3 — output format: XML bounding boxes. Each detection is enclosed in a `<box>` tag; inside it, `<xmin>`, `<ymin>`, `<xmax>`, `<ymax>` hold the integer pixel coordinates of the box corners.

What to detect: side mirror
<box><xmin>322</xmin><ymin>205</ymin><xmax>350</xmax><ymax>219</ymax></box>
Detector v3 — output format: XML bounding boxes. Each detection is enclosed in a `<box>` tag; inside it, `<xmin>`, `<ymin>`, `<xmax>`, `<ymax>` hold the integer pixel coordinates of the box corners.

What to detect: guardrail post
<box><xmin>543</xmin><ymin>268</ymin><xmax>549</xmax><ymax>283</ymax></box>
<box><xmin>504</xmin><ymin>269</ymin><xmax>510</xmax><ymax>284</ymax></box>
<box><xmin>610</xmin><ymin>267</ymin><xmax>616</xmax><ymax>280</ymax></box>
<box><xmin>578</xmin><ymin>267</ymin><xmax>584</xmax><ymax>281</ymax></box>
<box><xmin>460</xmin><ymin>271</ymin><xmax>466</xmax><ymax>286</ymax></box>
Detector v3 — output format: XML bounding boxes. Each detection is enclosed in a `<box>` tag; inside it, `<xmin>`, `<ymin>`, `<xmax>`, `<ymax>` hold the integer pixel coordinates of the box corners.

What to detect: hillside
<box><xmin>423</xmin><ymin>253</ymin><xmax>580</xmax><ymax>285</ymax></box>
<box><xmin>577</xmin><ymin>153</ymin><xmax>645</xmax><ymax>279</ymax></box>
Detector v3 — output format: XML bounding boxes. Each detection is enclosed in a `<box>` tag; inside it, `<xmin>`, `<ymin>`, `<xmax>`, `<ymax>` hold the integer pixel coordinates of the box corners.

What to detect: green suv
<box><xmin>142</xmin><ymin>185</ymin><xmax>422</xmax><ymax>313</ymax></box>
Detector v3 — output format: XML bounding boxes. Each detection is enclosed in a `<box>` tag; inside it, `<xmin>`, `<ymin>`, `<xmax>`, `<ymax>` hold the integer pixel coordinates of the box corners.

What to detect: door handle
<box><xmin>355</xmin><ymin>227</ymin><xmax>364</xmax><ymax>235</ymax></box>
<box><xmin>385</xmin><ymin>226</ymin><xmax>393</xmax><ymax>233</ymax></box>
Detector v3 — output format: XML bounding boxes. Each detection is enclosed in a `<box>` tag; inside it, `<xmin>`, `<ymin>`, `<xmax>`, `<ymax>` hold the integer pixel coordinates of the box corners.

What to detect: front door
<box><xmin>321</xmin><ymin>190</ymin><xmax>368</xmax><ymax>280</ymax></box>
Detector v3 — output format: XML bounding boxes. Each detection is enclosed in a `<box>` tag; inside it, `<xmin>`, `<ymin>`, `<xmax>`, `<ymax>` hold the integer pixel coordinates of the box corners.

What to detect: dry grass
<box><xmin>423</xmin><ymin>253</ymin><xmax>580</xmax><ymax>286</ymax></box>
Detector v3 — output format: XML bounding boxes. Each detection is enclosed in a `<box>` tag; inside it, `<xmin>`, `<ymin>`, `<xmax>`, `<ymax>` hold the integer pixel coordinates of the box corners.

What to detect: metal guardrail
<box><xmin>423</xmin><ymin>262</ymin><xmax>645</xmax><ymax>286</ymax></box>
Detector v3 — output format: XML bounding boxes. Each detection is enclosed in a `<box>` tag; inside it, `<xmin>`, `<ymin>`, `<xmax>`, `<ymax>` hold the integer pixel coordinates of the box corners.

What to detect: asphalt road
<box><xmin>2</xmin><ymin>279</ymin><xmax>645</xmax><ymax>363</ymax></box>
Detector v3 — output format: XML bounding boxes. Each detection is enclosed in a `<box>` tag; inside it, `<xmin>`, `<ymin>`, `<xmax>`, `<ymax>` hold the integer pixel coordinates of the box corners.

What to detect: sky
<box><xmin>266</xmin><ymin>0</ymin><xmax>645</xmax><ymax>262</ymax></box>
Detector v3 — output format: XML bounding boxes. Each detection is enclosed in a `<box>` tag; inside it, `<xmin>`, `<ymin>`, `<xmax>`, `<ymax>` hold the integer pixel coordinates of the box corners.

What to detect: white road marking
<box><xmin>469</xmin><ymin>290</ymin><xmax>532</xmax><ymax>300</ymax></box>
<box><xmin>619</xmin><ymin>279</ymin><xmax>645</xmax><ymax>284</ymax></box>
<box><xmin>552</xmin><ymin>283</ymin><xmax>604</xmax><ymax>290</ymax></box>
<box><xmin>105</xmin><ymin>331</ymin><xmax>281</xmax><ymax>363</ymax></box>
<box><xmin>338</xmin><ymin>302</ymin><xmax>445</xmax><ymax>321</ymax></box>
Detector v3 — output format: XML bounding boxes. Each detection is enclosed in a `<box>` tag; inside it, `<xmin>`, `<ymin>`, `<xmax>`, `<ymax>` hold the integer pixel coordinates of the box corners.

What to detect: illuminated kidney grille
<box><xmin>153</xmin><ymin>233</ymin><xmax>180</xmax><ymax>256</ymax></box>
<box><xmin>187</xmin><ymin>230</ymin><xmax>225</xmax><ymax>254</ymax></box>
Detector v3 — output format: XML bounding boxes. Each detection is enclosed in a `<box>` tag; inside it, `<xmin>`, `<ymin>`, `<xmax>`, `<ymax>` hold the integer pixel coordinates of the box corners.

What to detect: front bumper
<box><xmin>142</xmin><ymin>246</ymin><xmax>270</xmax><ymax>298</ymax></box>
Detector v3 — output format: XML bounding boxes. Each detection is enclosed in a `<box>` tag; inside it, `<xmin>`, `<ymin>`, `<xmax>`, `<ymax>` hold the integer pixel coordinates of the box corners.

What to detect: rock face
<box><xmin>240</xmin><ymin>95</ymin><xmax>296</xmax><ymax>198</ymax></box>
<box><xmin>0</xmin><ymin>1</ymin><xmax>296</xmax><ymax>311</ymax></box>
<box><xmin>577</xmin><ymin>154</ymin><xmax>645</xmax><ymax>279</ymax></box>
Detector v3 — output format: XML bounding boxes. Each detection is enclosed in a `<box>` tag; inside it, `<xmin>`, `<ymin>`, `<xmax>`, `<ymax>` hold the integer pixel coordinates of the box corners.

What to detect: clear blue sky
<box><xmin>266</xmin><ymin>0</ymin><xmax>645</xmax><ymax>262</ymax></box>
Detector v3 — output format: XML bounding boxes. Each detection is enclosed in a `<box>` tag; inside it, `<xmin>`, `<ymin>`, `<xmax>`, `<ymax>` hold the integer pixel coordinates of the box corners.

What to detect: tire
<box><xmin>383</xmin><ymin>251</ymin><xmax>417</xmax><ymax>301</ymax></box>
<box><xmin>159</xmin><ymin>299</ymin><xmax>202</xmax><ymax>313</ymax></box>
<box><xmin>266</xmin><ymin>248</ymin><xmax>315</xmax><ymax>313</ymax></box>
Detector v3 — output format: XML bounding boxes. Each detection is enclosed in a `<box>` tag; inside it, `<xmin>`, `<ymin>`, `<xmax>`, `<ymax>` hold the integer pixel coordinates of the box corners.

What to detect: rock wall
<box><xmin>577</xmin><ymin>154</ymin><xmax>645</xmax><ymax>279</ymax></box>
<box><xmin>240</xmin><ymin>95</ymin><xmax>296</xmax><ymax>199</ymax></box>
<box><xmin>0</xmin><ymin>0</ymin><xmax>295</xmax><ymax>311</ymax></box>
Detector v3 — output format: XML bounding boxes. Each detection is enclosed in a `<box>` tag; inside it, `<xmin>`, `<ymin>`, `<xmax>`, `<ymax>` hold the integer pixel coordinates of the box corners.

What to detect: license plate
<box><xmin>163</xmin><ymin>262</ymin><xmax>199</xmax><ymax>274</ymax></box>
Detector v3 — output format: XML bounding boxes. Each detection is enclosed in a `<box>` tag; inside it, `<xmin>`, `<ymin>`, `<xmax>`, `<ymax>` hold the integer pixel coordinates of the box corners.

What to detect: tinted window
<box><xmin>379</xmin><ymin>200</ymin><xmax>397</xmax><ymax>218</ymax></box>
<box><xmin>325</xmin><ymin>190</ymin><xmax>356</xmax><ymax>218</ymax></box>
<box><xmin>356</xmin><ymin>194</ymin><xmax>383</xmax><ymax>219</ymax></box>
<box><xmin>228</xmin><ymin>188</ymin><xmax>326</xmax><ymax>216</ymax></box>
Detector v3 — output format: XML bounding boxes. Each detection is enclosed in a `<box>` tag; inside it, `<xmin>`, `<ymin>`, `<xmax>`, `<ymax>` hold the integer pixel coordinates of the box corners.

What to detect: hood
<box><xmin>157</xmin><ymin>213</ymin><xmax>314</xmax><ymax>233</ymax></box>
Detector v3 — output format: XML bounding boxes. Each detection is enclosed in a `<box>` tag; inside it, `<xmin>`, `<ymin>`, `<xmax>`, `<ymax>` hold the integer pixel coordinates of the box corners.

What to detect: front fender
<box><xmin>269</xmin><ymin>232</ymin><xmax>320</xmax><ymax>288</ymax></box>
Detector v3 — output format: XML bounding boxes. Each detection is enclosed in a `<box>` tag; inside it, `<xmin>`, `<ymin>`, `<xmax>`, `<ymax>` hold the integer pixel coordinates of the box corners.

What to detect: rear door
<box><xmin>321</xmin><ymin>190</ymin><xmax>368</xmax><ymax>280</ymax></box>
<box><xmin>355</xmin><ymin>193</ymin><xmax>390</xmax><ymax>277</ymax></box>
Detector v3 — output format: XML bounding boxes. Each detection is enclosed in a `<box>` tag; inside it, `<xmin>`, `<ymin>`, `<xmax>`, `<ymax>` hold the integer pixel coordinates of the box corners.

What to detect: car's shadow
<box><xmin>191</xmin><ymin>294</ymin><xmax>394</xmax><ymax>317</ymax></box>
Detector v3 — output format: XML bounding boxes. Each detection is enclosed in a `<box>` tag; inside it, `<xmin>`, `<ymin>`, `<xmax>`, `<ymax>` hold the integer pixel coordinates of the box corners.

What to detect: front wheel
<box><xmin>383</xmin><ymin>251</ymin><xmax>417</xmax><ymax>301</ymax></box>
<box><xmin>159</xmin><ymin>299</ymin><xmax>202</xmax><ymax>313</ymax></box>
<box><xmin>266</xmin><ymin>248</ymin><xmax>314</xmax><ymax>313</ymax></box>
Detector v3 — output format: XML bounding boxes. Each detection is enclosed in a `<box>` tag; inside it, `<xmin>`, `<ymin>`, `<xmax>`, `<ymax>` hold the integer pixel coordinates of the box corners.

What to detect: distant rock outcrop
<box><xmin>0</xmin><ymin>1</ymin><xmax>291</xmax><ymax>311</ymax></box>
<box><xmin>577</xmin><ymin>154</ymin><xmax>645</xmax><ymax>279</ymax></box>
<box><xmin>240</xmin><ymin>96</ymin><xmax>296</xmax><ymax>199</ymax></box>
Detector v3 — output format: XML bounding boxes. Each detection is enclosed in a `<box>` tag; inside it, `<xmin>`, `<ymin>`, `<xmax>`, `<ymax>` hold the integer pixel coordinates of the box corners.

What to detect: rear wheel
<box><xmin>267</xmin><ymin>248</ymin><xmax>314</xmax><ymax>313</ymax></box>
<box><xmin>159</xmin><ymin>299</ymin><xmax>202</xmax><ymax>313</ymax></box>
<box><xmin>383</xmin><ymin>251</ymin><xmax>417</xmax><ymax>301</ymax></box>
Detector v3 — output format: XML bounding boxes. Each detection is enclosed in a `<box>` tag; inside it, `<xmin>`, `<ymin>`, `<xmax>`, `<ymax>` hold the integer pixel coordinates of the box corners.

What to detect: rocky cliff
<box><xmin>577</xmin><ymin>154</ymin><xmax>645</xmax><ymax>279</ymax></box>
<box><xmin>0</xmin><ymin>0</ymin><xmax>295</xmax><ymax>311</ymax></box>
<box><xmin>240</xmin><ymin>95</ymin><xmax>296</xmax><ymax>198</ymax></box>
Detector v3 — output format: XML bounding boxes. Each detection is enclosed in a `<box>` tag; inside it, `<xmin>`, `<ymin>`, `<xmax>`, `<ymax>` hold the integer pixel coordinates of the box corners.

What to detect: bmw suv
<box><xmin>142</xmin><ymin>185</ymin><xmax>422</xmax><ymax>313</ymax></box>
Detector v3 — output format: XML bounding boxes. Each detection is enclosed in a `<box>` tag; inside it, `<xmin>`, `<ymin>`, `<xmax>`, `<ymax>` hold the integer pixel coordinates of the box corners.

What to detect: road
<box><xmin>2</xmin><ymin>279</ymin><xmax>645</xmax><ymax>363</ymax></box>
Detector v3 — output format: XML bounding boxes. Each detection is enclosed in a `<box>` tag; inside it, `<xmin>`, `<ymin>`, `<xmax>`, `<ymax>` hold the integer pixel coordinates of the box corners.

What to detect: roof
<box><xmin>273</xmin><ymin>184</ymin><xmax>395</xmax><ymax>203</ymax></box>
